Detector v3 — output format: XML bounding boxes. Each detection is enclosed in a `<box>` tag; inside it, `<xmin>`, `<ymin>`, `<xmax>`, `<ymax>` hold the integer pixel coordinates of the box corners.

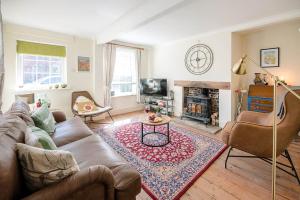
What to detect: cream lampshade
<box><xmin>232</xmin><ymin>55</ymin><xmax>247</xmax><ymax>75</ymax></box>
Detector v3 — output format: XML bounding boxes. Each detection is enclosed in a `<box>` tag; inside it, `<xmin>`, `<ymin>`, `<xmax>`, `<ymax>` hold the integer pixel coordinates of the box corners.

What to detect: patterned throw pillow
<box><xmin>31</xmin><ymin>105</ymin><xmax>56</xmax><ymax>135</ymax></box>
<box><xmin>6</xmin><ymin>100</ymin><xmax>35</xmax><ymax>126</ymax></box>
<box><xmin>73</xmin><ymin>96</ymin><xmax>97</xmax><ymax>113</ymax></box>
<box><xmin>16</xmin><ymin>143</ymin><xmax>80</xmax><ymax>191</ymax></box>
<box><xmin>25</xmin><ymin>126</ymin><xmax>57</xmax><ymax>150</ymax></box>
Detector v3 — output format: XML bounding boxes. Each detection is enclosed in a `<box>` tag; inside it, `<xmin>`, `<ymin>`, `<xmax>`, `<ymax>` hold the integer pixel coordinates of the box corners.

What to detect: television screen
<box><xmin>140</xmin><ymin>79</ymin><xmax>167</xmax><ymax>96</ymax></box>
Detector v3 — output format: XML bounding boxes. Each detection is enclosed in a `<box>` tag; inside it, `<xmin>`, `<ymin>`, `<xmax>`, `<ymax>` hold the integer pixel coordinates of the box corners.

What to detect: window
<box><xmin>111</xmin><ymin>47</ymin><xmax>137</xmax><ymax>96</ymax></box>
<box><xmin>16</xmin><ymin>40</ymin><xmax>66</xmax><ymax>89</ymax></box>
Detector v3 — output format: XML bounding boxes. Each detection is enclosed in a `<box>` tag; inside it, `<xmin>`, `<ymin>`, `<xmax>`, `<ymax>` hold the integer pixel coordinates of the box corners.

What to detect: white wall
<box><xmin>3</xmin><ymin>23</ymin><xmax>94</xmax><ymax>117</ymax></box>
<box><xmin>3</xmin><ymin>23</ymin><xmax>151</xmax><ymax>118</ymax></box>
<box><xmin>152</xmin><ymin>32</ymin><xmax>232</xmax><ymax>127</ymax></box>
<box><xmin>242</xmin><ymin>19</ymin><xmax>300</xmax><ymax>87</ymax></box>
<box><xmin>93</xmin><ymin>41</ymin><xmax>151</xmax><ymax>117</ymax></box>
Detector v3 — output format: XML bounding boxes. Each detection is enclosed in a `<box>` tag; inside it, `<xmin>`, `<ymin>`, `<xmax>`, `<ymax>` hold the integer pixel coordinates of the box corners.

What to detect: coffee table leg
<box><xmin>141</xmin><ymin>123</ymin><xmax>144</xmax><ymax>144</ymax></box>
<box><xmin>154</xmin><ymin>125</ymin><xmax>156</xmax><ymax>133</ymax></box>
<box><xmin>167</xmin><ymin>123</ymin><xmax>170</xmax><ymax>143</ymax></box>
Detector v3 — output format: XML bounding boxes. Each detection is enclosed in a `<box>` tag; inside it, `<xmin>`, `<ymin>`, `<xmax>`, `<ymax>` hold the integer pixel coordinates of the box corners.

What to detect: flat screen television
<box><xmin>140</xmin><ymin>78</ymin><xmax>167</xmax><ymax>96</ymax></box>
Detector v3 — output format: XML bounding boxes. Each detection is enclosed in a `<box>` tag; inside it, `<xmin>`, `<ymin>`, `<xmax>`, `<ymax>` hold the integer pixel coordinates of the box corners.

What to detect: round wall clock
<box><xmin>184</xmin><ymin>44</ymin><xmax>214</xmax><ymax>75</ymax></box>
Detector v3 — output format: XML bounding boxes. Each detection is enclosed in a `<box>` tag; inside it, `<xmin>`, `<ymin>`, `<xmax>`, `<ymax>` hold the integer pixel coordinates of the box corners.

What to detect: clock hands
<box><xmin>191</xmin><ymin>57</ymin><xmax>206</xmax><ymax>62</ymax></box>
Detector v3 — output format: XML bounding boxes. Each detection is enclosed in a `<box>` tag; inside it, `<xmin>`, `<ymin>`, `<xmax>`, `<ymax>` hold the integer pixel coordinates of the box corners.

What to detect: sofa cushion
<box><xmin>6</xmin><ymin>100</ymin><xmax>34</xmax><ymax>126</ymax></box>
<box><xmin>31</xmin><ymin>105</ymin><xmax>56</xmax><ymax>134</ymax></box>
<box><xmin>51</xmin><ymin>117</ymin><xmax>93</xmax><ymax>147</ymax></box>
<box><xmin>59</xmin><ymin>134</ymin><xmax>126</xmax><ymax>169</ymax></box>
<box><xmin>0</xmin><ymin>113</ymin><xmax>27</xmax><ymax>200</ymax></box>
<box><xmin>16</xmin><ymin>143</ymin><xmax>80</xmax><ymax>192</ymax></box>
<box><xmin>25</xmin><ymin>126</ymin><xmax>57</xmax><ymax>150</ymax></box>
<box><xmin>59</xmin><ymin>134</ymin><xmax>141</xmax><ymax>197</ymax></box>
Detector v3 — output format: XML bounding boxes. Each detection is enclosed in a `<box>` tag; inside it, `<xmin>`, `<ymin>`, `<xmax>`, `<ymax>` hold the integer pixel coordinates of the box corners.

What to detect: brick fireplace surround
<box><xmin>174</xmin><ymin>80</ymin><xmax>231</xmax><ymax>127</ymax></box>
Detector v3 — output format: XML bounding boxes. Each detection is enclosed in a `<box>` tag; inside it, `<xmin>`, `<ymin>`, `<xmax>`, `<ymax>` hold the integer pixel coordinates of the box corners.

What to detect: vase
<box><xmin>254</xmin><ymin>73</ymin><xmax>263</xmax><ymax>85</ymax></box>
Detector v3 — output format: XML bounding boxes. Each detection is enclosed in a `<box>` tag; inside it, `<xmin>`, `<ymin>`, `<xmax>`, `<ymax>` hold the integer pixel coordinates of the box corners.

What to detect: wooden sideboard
<box><xmin>247</xmin><ymin>85</ymin><xmax>273</xmax><ymax>113</ymax></box>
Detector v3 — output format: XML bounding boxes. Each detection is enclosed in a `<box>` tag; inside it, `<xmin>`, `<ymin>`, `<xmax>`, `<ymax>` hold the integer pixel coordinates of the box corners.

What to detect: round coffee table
<box><xmin>141</xmin><ymin>115</ymin><xmax>171</xmax><ymax>147</ymax></box>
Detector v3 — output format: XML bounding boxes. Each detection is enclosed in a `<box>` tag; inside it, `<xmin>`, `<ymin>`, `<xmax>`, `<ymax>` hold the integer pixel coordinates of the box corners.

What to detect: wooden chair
<box><xmin>222</xmin><ymin>90</ymin><xmax>300</xmax><ymax>184</ymax></box>
<box><xmin>71</xmin><ymin>91</ymin><xmax>114</xmax><ymax>124</ymax></box>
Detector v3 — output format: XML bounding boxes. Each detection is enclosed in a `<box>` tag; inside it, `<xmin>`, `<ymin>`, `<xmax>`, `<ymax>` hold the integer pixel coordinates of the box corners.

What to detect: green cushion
<box><xmin>26</xmin><ymin>126</ymin><xmax>57</xmax><ymax>150</ymax></box>
<box><xmin>31</xmin><ymin>105</ymin><xmax>56</xmax><ymax>135</ymax></box>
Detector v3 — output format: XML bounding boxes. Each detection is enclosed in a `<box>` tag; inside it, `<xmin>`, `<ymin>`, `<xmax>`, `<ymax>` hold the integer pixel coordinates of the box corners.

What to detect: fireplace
<box><xmin>182</xmin><ymin>87</ymin><xmax>219</xmax><ymax>126</ymax></box>
<box><xmin>174</xmin><ymin>80</ymin><xmax>230</xmax><ymax>128</ymax></box>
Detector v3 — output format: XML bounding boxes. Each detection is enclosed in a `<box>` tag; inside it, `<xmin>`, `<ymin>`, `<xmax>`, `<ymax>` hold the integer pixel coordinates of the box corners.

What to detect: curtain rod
<box><xmin>107</xmin><ymin>42</ymin><xmax>144</xmax><ymax>50</ymax></box>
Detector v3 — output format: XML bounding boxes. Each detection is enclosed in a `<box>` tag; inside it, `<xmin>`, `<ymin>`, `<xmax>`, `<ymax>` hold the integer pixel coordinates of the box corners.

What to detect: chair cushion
<box><xmin>76</xmin><ymin>106</ymin><xmax>112</xmax><ymax>116</ymax></box>
<box><xmin>16</xmin><ymin>143</ymin><xmax>79</xmax><ymax>192</ymax></box>
<box><xmin>73</xmin><ymin>96</ymin><xmax>97</xmax><ymax>113</ymax></box>
<box><xmin>51</xmin><ymin>117</ymin><xmax>93</xmax><ymax>147</ymax></box>
<box><xmin>31</xmin><ymin>105</ymin><xmax>56</xmax><ymax>135</ymax></box>
<box><xmin>25</xmin><ymin>126</ymin><xmax>57</xmax><ymax>150</ymax></box>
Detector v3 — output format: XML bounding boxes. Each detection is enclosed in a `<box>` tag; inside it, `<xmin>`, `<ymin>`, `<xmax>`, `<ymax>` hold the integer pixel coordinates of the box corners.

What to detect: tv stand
<box><xmin>142</xmin><ymin>96</ymin><xmax>174</xmax><ymax>116</ymax></box>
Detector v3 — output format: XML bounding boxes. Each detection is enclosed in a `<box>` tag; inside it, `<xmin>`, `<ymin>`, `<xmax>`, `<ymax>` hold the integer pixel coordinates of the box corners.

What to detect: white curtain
<box><xmin>103</xmin><ymin>43</ymin><xmax>116</xmax><ymax>107</ymax></box>
<box><xmin>136</xmin><ymin>49</ymin><xmax>142</xmax><ymax>103</ymax></box>
<box><xmin>0</xmin><ymin>2</ymin><xmax>4</xmax><ymax>114</ymax></box>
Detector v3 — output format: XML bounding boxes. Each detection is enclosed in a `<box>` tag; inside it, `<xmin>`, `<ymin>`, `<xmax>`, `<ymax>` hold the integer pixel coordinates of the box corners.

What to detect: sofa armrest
<box><xmin>113</xmin><ymin>164</ymin><xmax>141</xmax><ymax>199</ymax></box>
<box><xmin>23</xmin><ymin>165</ymin><xmax>115</xmax><ymax>200</ymax></box>
<box><xmin>52</xmin><ymin>111</ymin><xmax>67</xmax><ymax>123</ymax></box>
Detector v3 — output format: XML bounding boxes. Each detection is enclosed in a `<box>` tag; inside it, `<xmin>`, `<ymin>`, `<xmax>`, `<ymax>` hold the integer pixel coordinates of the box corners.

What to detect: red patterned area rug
<box><xmin>97</xmin><ymin>122</ymin><xmax>227</xmax><ymax>200</ymax></box>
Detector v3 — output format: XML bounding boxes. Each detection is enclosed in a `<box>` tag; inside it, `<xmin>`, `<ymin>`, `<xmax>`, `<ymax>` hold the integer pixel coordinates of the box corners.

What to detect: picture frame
<box><xmin>260</xmin><ymin>47</ymin><xmax>280</xmax><ymax>68</ymax></box>
<box><xmin>78</xmin><ymin>56</ymin><xmax>90</xmax><ymax>72</ymax></box>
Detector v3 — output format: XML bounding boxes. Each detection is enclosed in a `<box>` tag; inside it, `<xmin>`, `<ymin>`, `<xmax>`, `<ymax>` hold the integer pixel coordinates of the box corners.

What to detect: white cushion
<box><xmin>77</xmin><ymin>106</ymin><xmax>112</xmax><ymax>116</ymax></box>
<box><xmin>73</xmin><ymin>96</ymin><xmax>96</xmax><ymax>113</ymax></box>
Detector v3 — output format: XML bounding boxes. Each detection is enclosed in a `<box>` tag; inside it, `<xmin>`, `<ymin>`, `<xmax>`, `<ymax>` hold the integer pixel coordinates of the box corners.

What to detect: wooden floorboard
<box><xmin>90</xmin><ymin>111</ymin><xmax>300</xmax><ymax>200</ymax></box>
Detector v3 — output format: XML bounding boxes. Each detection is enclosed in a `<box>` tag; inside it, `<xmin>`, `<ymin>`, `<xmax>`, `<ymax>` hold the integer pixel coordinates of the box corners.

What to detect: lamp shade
<box><xmin>232</xmin><ymin>55</ymin><xmax>247</xmax><ymax>75</ymax></box>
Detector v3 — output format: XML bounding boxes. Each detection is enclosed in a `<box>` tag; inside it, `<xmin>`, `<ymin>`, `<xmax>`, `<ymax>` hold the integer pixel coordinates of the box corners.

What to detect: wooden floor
<box><xmin>90</xmin><ymin>111</ymin><xmax>300</xmax><ymax>200</ymax></box>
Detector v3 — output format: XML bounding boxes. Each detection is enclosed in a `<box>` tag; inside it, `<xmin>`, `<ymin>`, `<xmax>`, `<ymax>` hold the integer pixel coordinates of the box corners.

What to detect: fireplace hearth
<box><xmin>181</xmin><ymin>87</ymin><xmax>219</xmax><ymax>126</ymax></box>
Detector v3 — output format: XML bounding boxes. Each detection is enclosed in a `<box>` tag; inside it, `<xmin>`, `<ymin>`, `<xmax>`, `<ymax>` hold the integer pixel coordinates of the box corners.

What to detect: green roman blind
<box><xmin>17</xmin><ymin>40</ymin><xmax>66</xmax><ymax>57</ymax></box>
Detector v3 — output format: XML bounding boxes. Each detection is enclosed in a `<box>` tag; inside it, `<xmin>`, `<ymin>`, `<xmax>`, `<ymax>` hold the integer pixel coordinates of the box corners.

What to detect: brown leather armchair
<box><xmin>222</xmin><ymin>90</ymin><xmax>300</xmax><ymax>184</ymax></box>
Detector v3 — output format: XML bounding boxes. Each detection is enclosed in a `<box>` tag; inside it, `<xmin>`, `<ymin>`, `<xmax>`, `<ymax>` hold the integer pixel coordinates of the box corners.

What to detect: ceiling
<box><xmin>2</xmin><ymin>0</ymin><xmax>144</xmax><ymax>37</ymax></box>
<box><xmin>3</xmin><ymin>0</ymin><xmax>300</xmax><ymax>45</ymax></box>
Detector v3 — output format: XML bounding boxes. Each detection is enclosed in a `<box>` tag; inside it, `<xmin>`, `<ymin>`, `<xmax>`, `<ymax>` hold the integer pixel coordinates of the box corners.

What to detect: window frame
<box><xmin>111</xmin><ymin>47</ymin><xmax>137</xmax><ymax>97</ymax></box>
<box><xmin>16</xmin><ymin>53</ymin><xmax>67</xmax><ymax>90</ymax></box>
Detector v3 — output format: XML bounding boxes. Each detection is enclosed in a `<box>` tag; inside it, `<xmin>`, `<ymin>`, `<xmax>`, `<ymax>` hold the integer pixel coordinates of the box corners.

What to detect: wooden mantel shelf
<box><xmin>174</xmin><ymin>80</ymin><xmax>231</xmax><ymax>90</ymax></box>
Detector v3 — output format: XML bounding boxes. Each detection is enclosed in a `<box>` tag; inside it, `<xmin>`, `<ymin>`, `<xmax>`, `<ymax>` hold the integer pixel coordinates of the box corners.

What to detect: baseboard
<box><xmin>110</xmin><ymin>105</ymin><xmax>144</xmax><ymax>116</ymax></box>
<box><xmin>89</xmin><ymin>105</ymin><xmax>144</xmax><ymax>121</ymax></box>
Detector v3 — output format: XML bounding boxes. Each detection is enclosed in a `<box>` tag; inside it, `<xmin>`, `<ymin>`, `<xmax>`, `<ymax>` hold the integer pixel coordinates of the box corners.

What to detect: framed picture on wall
<box><xmin>260</xmin><ymin>47</ymin><xmax>280</xmax><ymax>68</ymax></box>
<box><xmin>78</xmin><ymin>56</ymin><xmax>90</xmax><ymax>72</ymax></box>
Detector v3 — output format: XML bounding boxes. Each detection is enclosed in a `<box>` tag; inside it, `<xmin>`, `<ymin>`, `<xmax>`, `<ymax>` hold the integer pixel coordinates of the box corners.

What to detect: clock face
<box><xmin>185</xmin><ymin>44</ymin><xmax>214</xmax><ymax>75</ymax></box>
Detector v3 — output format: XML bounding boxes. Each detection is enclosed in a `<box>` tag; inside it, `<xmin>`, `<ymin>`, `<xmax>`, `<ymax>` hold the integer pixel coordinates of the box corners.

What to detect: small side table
<box><xmin>141</xmin><ymin>115</ymin><xmax>171</xmax><ymax>147</ymax></box>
